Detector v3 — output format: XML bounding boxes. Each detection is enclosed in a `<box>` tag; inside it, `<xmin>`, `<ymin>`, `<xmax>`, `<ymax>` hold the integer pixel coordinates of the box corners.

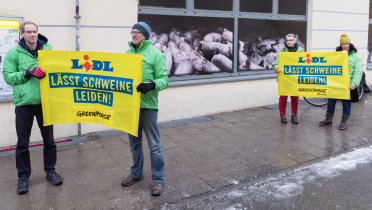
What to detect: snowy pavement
<box><xmin>1</xmin><ymin>96</ymin><xmax>372</xmax><ymax>210</ymax></box>
<box><xmin>180</xmin><ymin>146</ymin><xmax>372</xmax><ymax>210</ymax></box>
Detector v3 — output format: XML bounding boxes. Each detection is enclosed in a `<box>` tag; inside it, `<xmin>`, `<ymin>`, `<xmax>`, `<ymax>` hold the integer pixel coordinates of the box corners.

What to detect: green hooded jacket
<box><xmin>274</xmin><ymin>45</ymin><xmax>304</xmax><ymax>82</ymax></box>
<box><xmin>347</xmin><ymin>51</ymin><xmax>363</xmax><ymax>88</ymax></box>
<box><xmin>126</xmin><ymin>40</ymin><xmax>169</xmax><ymax>109</ymax></box>
<box><xmin>3</xmin><ymin>39</ymin><xmax>52</xmax><ymax>106</ymax></box>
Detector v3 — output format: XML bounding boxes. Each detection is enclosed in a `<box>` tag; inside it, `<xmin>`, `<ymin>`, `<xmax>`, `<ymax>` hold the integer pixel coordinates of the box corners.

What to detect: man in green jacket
<box><xmin>3</xmin><ymin>21</ymin><xmax>63</xmax><ymax>195</ymax></box>
<box><xmin>121</xmin><ymin>21</ymin><xmax>169</xmax><ymax>196</ymax></box>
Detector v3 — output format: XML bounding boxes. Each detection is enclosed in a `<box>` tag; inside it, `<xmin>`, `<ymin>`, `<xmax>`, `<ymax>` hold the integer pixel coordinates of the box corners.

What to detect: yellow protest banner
<box><xmin>39</xmin><ymin>51</ymin><xmax>143</xmax><ymax>136</ymax></box>
<box><xmin>278</xmin><ymin>52</ymin><xmax>350</xmax><ymax>99</ymax></box>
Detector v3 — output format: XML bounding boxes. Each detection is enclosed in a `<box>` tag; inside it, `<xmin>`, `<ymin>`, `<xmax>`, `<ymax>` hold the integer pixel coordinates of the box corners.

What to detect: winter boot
<box><xmin>291</xmin><ymin>113</ymin><xmax>298</xmax><ymax>124</ymax></box>
<box><xmin>280</xmin><ymin>114</ymin><xmax>287</xmax><ymax>124</ymax></box>
<box><xmin>339</xmin><ymin>114</ymin><xmax>349</xmax><ymax>130</ymax></box>
<box><xmin>319</xmin><ymin>112</ymin><xmax>333</xmax><ymax>126</ymax></box>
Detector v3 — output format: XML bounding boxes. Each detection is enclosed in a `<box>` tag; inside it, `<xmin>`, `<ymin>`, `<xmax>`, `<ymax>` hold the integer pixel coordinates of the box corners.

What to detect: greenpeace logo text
<box><xmin>298</xmin><ymin>88</ymin><xmax>327</xmax><ymax>93</ymax></box>
<box><xmin>76</xmin><ymin>111</ymin><xmax>111</xmax><ymax>120</ymax></box>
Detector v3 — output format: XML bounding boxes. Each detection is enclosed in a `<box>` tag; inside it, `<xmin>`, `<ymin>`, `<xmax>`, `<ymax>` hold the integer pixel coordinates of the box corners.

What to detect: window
<box><xmin>240</xmin><ymin>0</ymin><xmax>272</xmax><ymax>13</ymax></box>
<box><xmin>194</xmin><ymin>0</ymin><xmax>233</xmax><ymax>11</ymax></box>
<box><xmin>238</xmin><ymin>19</ymin><xmax>306</xmax><ymax>71</ymax></box>
<box><xmin>139</xmin><ymin>0</ymin><xmax>186</xmax><ymax>9</ymax></box>
<box><xmin>278</xmin><ymin>0</ymin><xmax>307</xmax><ymax>16</ymax></box>
<box><xmin>138</xmin><ymin>0</ymin><xmax>307</xmax><ymax>84</ymax></box>
<box><xmin>139</xmin><ymin>14</ymin><xmax>234</xmax><ymax>76</ymax></box>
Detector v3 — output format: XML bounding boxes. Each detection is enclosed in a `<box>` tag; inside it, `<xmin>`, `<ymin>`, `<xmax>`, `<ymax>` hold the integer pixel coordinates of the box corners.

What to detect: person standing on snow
<box><xmin>3</xmin><ymin>21</ymin><xmax>63</xmax><ymax>195</ymax></box>
<box><xmin>121</xmin><ymin>20</ymin><xmax>168</xmax><ymax>196</ymax></box>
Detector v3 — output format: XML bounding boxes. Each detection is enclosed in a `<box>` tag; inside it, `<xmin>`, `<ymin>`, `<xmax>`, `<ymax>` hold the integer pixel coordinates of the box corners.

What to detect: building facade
<box><xmin>0</xmin><ymin>0</ymin><xmax>371</xmax><ymax>148</ymax></box>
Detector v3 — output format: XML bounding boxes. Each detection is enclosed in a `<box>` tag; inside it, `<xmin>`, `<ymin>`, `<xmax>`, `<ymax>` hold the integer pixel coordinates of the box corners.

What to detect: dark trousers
<box><xmin>327</xmin><ymin>99</ymin><xmax>351</xmax><ymax>116</ymax></box>
<box><xmin>15</xmin><ymin>104</ymin><xmax>56</xmax><ymax>178</ymax></box>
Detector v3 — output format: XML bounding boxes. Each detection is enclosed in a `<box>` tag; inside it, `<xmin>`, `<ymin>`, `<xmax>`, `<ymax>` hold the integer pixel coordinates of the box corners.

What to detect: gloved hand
<box><xmin>137</xmin><ymin>81</ymin><xmax>156</xmax><ymax>94</ymax></box>
<box><xmin>275</xmin><ymin>67</ymin><xmax>281</xmax><ymax>73</ymax></box>
<box><xmin>23</xmin><ymin>67</ymin><xmax>46</xmax><ymax>79</ymax></box>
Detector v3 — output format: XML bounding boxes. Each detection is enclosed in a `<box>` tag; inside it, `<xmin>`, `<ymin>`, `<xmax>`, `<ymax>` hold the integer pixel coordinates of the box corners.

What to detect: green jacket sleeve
<box><xmin>3</xmin><ymin>51</ymin><xmax>28</xmax><ymax>86</ymax></box>
<box><xmin>153</xmin><ymin>52</ymin><xmax>169</xmax><ymax>91</ymax></box>
<box><xmin>350</xmin><ymin>54</ymin><xmax>363</xmax><ymax>88</ymax></box>
<box><xmin>274</xmin><ymin>51</ymin><xmax>280</xmax><ymax>69</ymax></box>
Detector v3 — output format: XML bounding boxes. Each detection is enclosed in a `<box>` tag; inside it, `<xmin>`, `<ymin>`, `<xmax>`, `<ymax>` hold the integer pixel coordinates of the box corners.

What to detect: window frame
<box><xmin>138</xmin><ymin>0</ymin><xmax>308</xmax><ymax>86</ymax></box>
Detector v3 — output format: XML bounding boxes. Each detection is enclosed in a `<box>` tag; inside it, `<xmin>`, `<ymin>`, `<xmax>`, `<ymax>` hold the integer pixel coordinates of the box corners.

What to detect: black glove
<box><xmin>136</xmin><ymin>81</ymin><xmax>156</xmax><ymax>94</ymax></box>
<box><xmin>23</xmin><ymin>67</ymin><xmax>46</xmax><ymax>79</ymax></box>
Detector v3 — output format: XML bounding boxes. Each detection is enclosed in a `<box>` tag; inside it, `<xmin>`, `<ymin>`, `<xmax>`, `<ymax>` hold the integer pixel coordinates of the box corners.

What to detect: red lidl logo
<box><xmin>71</xmin><ymin>55</ymin><xmax>113</xmax><ymax>72</ymax></box>
<box><xmin>298</xmin><ymin>54</ymin><xmax>327</xmax><ymax>64</ymax></box>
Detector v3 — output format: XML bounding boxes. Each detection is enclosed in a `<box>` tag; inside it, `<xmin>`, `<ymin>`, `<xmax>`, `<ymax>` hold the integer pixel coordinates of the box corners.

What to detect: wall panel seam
<box><xmin>313</xmin><ymin>29</ymin><xmax>368</xmax><ymax>32</ymax></box>
<box><xmin>313</xmin><ymin>10</ymin><xmax>368</xmax><ymax>16</ymax></box>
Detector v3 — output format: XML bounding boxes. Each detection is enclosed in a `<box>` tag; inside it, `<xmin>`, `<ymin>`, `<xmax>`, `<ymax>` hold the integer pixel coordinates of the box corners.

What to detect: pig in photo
<box><xmin>238</xmin><ymin>18</ymin><xmax>307</xmax><ymax>71</ymax></box>
<box><xmin>139</xmin><ymin>14</ymin><xmax>234</xmax><ymax>76</ymax></box>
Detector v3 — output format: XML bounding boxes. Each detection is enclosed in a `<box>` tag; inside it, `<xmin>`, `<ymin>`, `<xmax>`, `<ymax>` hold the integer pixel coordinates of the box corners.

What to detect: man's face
<box><xmin>131</xmin><ymin>29</ymin><xmax>146</xmax><ymax>46</ymax></box>
<box><xmin>286</xmin><ymin>36</ymin><xmax>297</xmax><ymax>47</ymax></box>
<box><xmin>341</xmin><ymin>43</ymin><xmax>350</xmax><ymax>51</ymax></box>
<box><xmin>21</xmin><ymin>24</ymin><xmax>38</xmax><ymax>45</ymax></box>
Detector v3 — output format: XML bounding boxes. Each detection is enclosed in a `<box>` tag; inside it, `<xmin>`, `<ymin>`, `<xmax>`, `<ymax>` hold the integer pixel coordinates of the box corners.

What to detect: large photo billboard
<box><xmin>238</xmin><ymin>19</ymin><xmax>307</xmax><ymax>71</ymax></box>
<box><xmin>138</xmin><ymin>14</ymin><xmax>235</xmax><ymax>76</ymax></box>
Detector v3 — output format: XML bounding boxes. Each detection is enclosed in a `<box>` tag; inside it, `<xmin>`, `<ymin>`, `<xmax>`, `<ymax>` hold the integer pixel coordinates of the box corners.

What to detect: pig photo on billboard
<box><xmin>238</xmin><ymin>19</ymin><xmax>307</xmax><ymax>71</ymax></box>
<box><xmin>139</xmin><ymin>14</ymin><xmax>235</xmax><ymax>76</ymax></box>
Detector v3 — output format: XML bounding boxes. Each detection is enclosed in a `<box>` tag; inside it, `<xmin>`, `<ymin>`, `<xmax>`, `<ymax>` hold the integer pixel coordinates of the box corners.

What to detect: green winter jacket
<box><xmin>347</xmin><ymin>51</ymin><xmax>363</xmax><ymax>88</ymax></box>
<box><xmin>3</xmin><ymin>41</ymin><xmax>52</xmax><ymax>106</ymax></box>
<box><xmin>126</xmin><ymin>40</ymin><xmax>169</xmax><ymax>109</ymax></box>
<box><xmin>274</xmin><ymin>45</ymin><xmax>304</xmax><ymax>82</ymax></box>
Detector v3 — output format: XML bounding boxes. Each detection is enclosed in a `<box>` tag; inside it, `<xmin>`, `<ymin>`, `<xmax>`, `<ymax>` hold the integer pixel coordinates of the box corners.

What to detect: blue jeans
<box><xmin>327</xmin><ymin>99</ymin><xmax>351</xmax><ymax>116</ymax></box>
<box><xmin>128</xmin><ymin>109</ymin><xmax>165</xmax><ymax>183</ymax></box>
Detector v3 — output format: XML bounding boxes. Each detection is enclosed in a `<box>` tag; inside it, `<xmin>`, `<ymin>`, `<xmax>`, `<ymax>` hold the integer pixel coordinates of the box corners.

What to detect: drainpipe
<box><xmin>74</xmin><ymin>0</ymin><xmax>82</xmax><ymax>137</ymax></box>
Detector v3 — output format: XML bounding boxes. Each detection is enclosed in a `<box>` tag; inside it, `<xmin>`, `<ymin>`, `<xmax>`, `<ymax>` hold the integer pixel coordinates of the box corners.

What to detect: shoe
<box><xmin>319</xmin><ymin>112</ymin><xmax>333</xmax><ymax>126</ymax></box>
<box><xmin>339</xmin><ymin>114</ymin><xmax>349</xmax><ymax>130</ymax></box>
<box><xmin>151</xmin><ymin>183</ymin><xmax>164</xmax><ymax>196</ymax></box>
<box><xmin>121</xmin><ymin>176</ymin><xmax>144</xmax><ymax>187</ymax></box>
<box><xmin>291</xmin><ymin>113</ymin><xmax>298</xmax><ymax>124</ymax></box>
<box><xmin>17</xmin><ymin>176</ymin><xmax>29</xmax><ymax>194</ymax></box>
<box><xmin>280</xmin><ymin>114</ymin><xmax>287</xmax><ymax>124</ymax></box>
<box><xmin>46</xmin><ymin>171</ymin><xmax>63</xmax><ymax>186</ymax></box>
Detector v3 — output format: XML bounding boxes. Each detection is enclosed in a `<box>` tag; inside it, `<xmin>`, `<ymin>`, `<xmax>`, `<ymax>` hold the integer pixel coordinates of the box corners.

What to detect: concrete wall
<box><xmin>1</xmin><ymin>0</ymin><xmax>371</xmax><ymax>148</ymax></box>
<box><xmin>310</xmin><ymin>0</ymin><xmax>372</xmax><ymax>84</ymax></box>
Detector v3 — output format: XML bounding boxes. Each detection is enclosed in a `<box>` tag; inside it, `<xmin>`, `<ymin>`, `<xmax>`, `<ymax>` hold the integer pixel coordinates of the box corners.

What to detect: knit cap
<box><xmin>340</xmin><ymin>34</ymin><xmax>351</xmax><ymax>45</ymax></box>
<box><xmin>132</xmin><ymin>21</ymin><xmax>152</xmax><ymax>40</ymax></box>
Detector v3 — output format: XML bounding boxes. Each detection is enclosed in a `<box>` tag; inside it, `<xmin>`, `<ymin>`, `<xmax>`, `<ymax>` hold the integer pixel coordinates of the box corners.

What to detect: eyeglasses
<box><xmin>286</xmin><ymin>39</ymin><xmax>295</xmax><ymax>42</ymax></box>
<box><xmin>129</xmin><ymin>31</ymin><xmax>142</xmax><ymax>36</ymax></box>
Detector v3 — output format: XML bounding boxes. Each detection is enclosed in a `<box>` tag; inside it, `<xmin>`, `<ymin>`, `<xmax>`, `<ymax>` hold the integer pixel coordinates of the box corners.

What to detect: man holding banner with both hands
<box><xmin>275</xmin><ymin>33</ymin><xmax>363</xmax><ymax>130</ymax></box>
<box><xmin>121</xmin><ymin>20</ymin><xmax>169</xmax><ymax>196</ymax></box>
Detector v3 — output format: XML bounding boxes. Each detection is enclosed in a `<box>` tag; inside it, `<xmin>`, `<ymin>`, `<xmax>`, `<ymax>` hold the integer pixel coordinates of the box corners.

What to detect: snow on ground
<box><xmin>185</xmin><ymin>146</ymin><xmax>372</xmax><ymax>210</ymax></box>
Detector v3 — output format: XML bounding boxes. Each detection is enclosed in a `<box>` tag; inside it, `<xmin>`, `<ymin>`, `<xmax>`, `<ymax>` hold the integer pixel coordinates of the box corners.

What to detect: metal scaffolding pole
<box><xmin>74</xmin><ymin>0</ymin><xmax>81</xmax><ymax>137</ymax></box>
